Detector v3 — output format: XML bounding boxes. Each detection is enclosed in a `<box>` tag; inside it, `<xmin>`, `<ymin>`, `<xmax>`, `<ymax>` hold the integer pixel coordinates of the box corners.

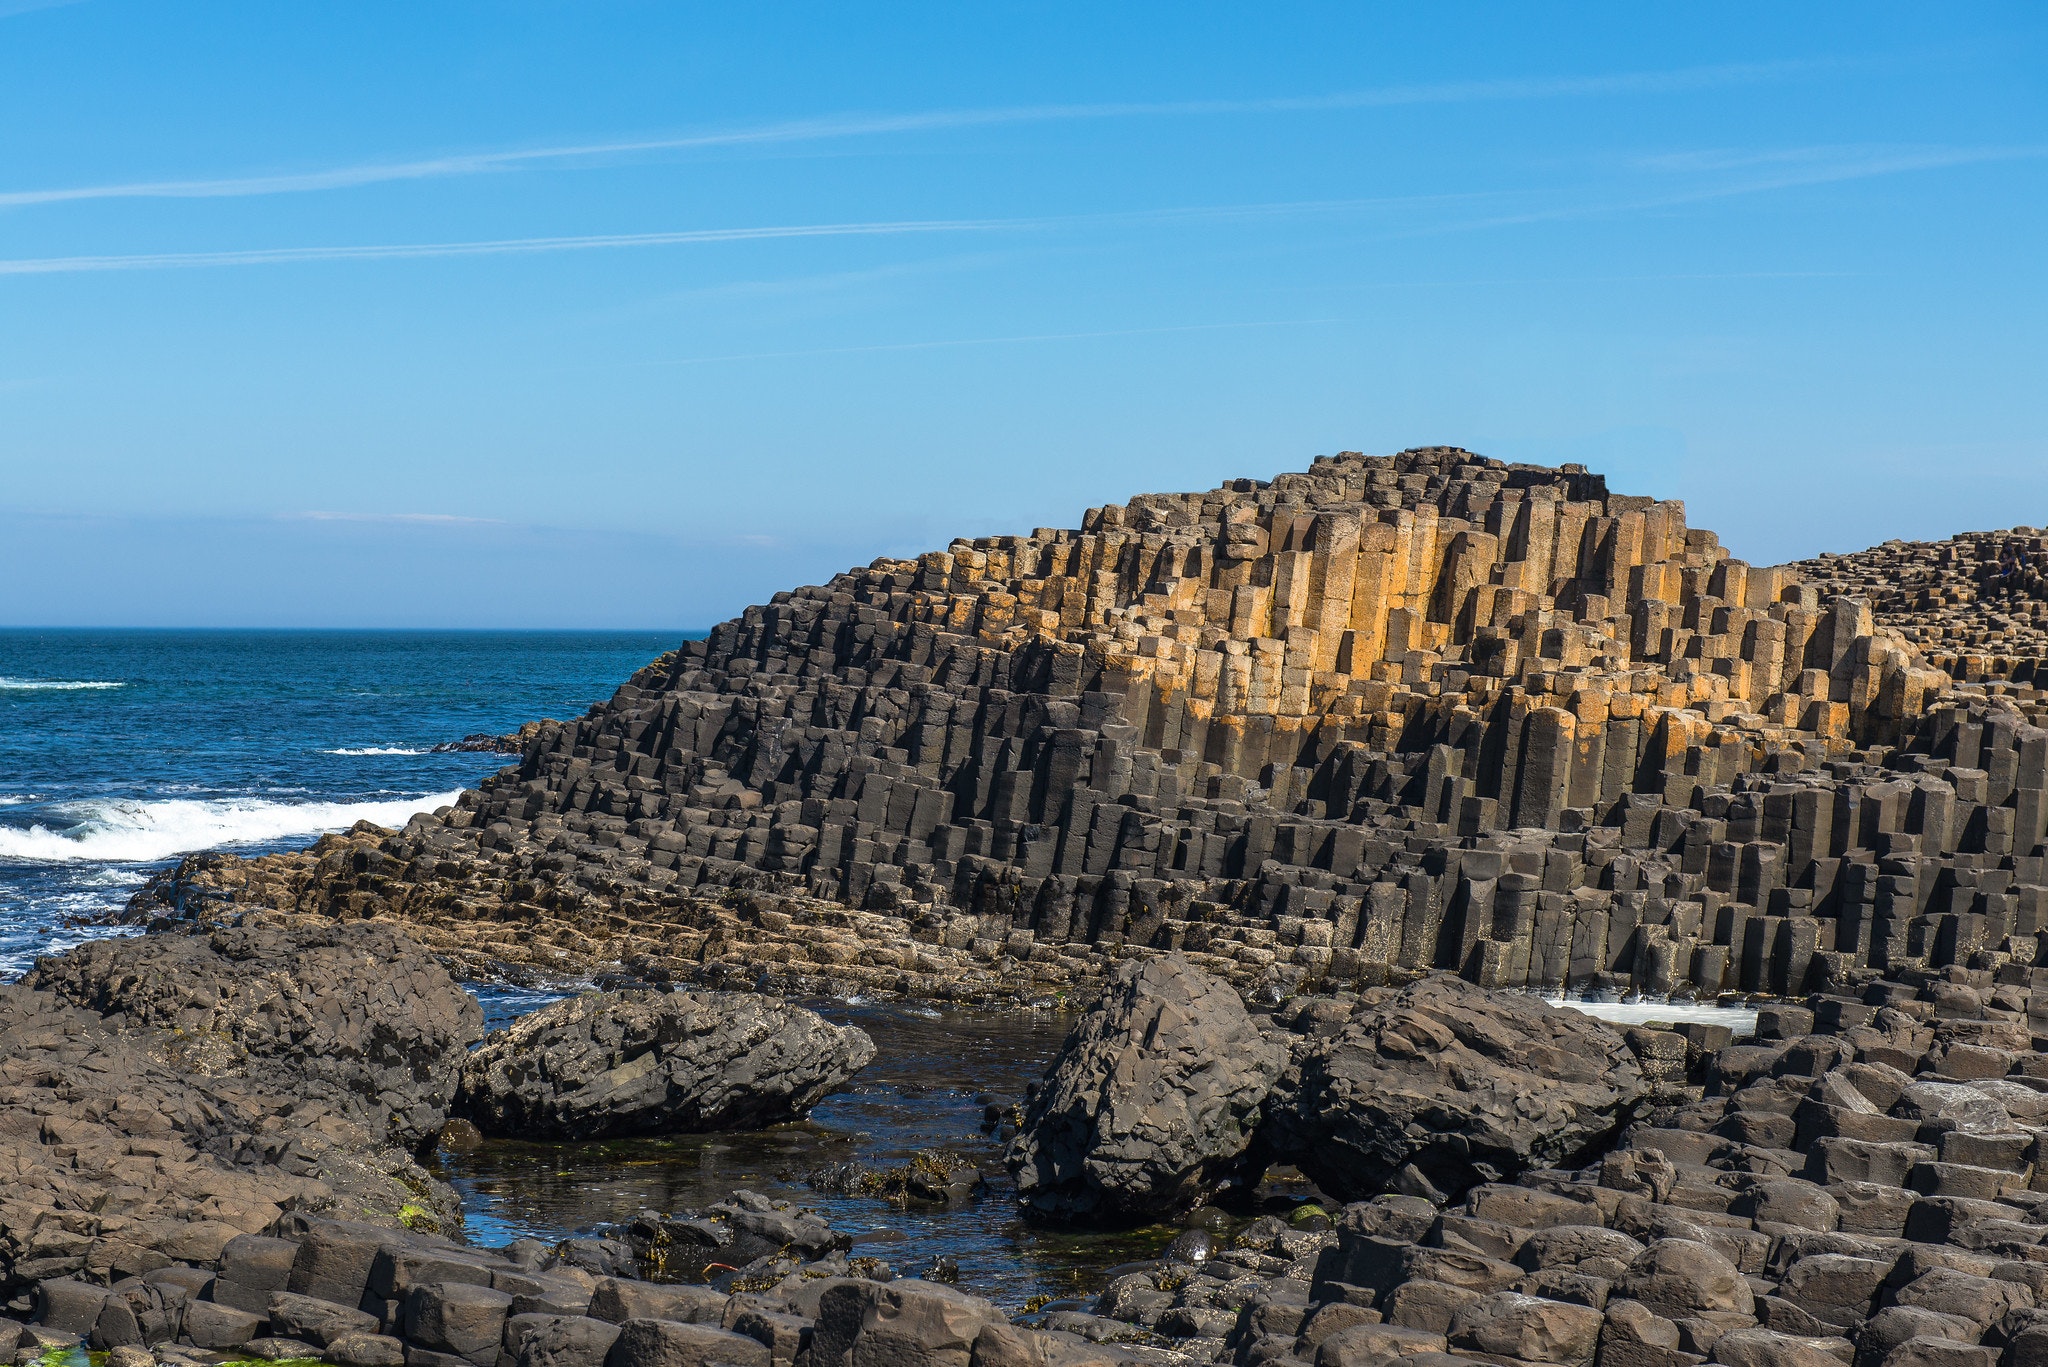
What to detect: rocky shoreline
<box><xmin>22</xmin><ymin>445</ymin><xmax>2048</xmax><ymax>1367</ymax></box>
<box><xmin>20</xmin><ymin>911</ymin><xmax>2048</xmax><ymax>1367</ymax></box>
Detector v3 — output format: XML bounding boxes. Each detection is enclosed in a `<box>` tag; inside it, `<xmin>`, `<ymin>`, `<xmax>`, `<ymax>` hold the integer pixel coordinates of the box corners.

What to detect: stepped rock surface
<box><xmin>1008</xmin><ymin>954</ymin><xmax>1287</xmax><ymax>1223</ymax></box>
<box><xmin>1797</xmin><ymin>528</ymin><xmax>2048</xmax><ymax>685</ymax></box>
<box><xmin>454</xmin><ymin>988</ymin><xmax>876</xmax><ymax>1140</ymax></box>
<box><xmin>127</xmin><ymin>447</ymin><xmax>2048</xmax><ymax>1010</ymax></box>
<box><xmin>0</xmin><ymin>917</ymin><xmax>474</xmax><ymax>1301</ymax></box>
<box><xmin>1002</xmin><ymin>962</ymin><xmax>2048</xmax><ymax>1367</ymax></box>
<box><xmin>23</xmin><ymin>920</ymin><xmax>483</xmax><ymax>1149</ymax></box>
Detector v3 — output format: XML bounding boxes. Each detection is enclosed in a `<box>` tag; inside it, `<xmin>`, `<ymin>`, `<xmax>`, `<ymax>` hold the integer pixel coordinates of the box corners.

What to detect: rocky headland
<box><xmin>21</xmin><ymin>446</ymin><xmax>2048</xmax><ymax>1367</ymax></box>
<box><xmin>127</xmin><ymin>447</ymin><xmax>2048</xmax><ymax>1011</ymax></box>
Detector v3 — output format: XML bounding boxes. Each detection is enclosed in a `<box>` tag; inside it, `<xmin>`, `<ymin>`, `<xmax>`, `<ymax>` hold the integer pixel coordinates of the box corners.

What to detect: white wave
<box><xmin>0</xmin><ymin>676</ymin><xmax>124</xmax><ymax>691</ymax></box>
<box><xmin>0</xmin><ymin>796</ymin><xmax>35</xmax><ymax>806</ymax></box>
<box><xmin>0</xmin><ymin>790</ymin><xmax>463</xmax><ymax>864</ymax></box>
<box><xmin>324</xmin><ymin>746</ymin><xmax>427</xmax><ymax>756</ymax></box>
<box><xmin>1551</xmin><ymin>995</ymin><xmax>1758</xmax><ymax>1035</ymax></box>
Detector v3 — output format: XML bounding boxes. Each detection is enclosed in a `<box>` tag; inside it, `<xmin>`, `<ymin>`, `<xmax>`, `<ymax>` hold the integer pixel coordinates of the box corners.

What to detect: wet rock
<box><xmin>1007</xmin><ymin>955</ymin><xmax>1287</xmax><ymax>1223</ymax></box>
<box><xmin>1261</xmin><ymin>974</ymin><xmax>1647</xmax><ymax>1203</ymax></box>
<box><xmin>431</xmin><ymin>722</ymin><xmax>553</xmax><ymax>755</ymax></box>
<box><xmin>801</xmin><ymin>1152</ymin><xmax>987</xmax><ymax>1205</ymax></box>
<box><xmin>456</xmin><ymin>990</ymin><xmax>874</xmax><ymax>1140</ymax></box>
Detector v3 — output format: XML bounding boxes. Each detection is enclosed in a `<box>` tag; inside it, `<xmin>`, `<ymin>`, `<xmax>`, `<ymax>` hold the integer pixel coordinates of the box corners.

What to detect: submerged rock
<box><xmin>801</xmin><ymin>1150</ymin><xmax>991</xmax><ymax>1205</ymax></box>
<box><xmin>1007</xmin><ymin>954</ymin><xmax>1286</xmax><ymax>1224</ymax></box>
<box><xmin>1261</xmin><ymin>974</ymin><xmax>1646</xmax><ymax>1202</ymax></box>
<box><xmin>456</xmin><ymin>988</ymin><xmax>876</xmax><ymax>1139</ymax></box>
<box><xmin>430</xmin><ymin>720</ymin><xmax>554</xmax><ymax>754</ymax></box>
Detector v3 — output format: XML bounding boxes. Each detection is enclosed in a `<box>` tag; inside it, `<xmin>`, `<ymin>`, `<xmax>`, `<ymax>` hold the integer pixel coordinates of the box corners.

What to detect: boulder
<box><xmin>457</xmin><ymin>991</ymin><xmax>874</xmax><ymax>1140</ymax></box>
<box><xmin>1007</xmin><ymin>955</ymin><xmax>1287</xmax><ymax>1222</ymax></box>
<box><xmin>1613</xmin><ymin>1241</ymin><xmax>1755</xmax><ymax>1321</ymax></box>
<box><xmin>1261</xmin><ymin>975</ymin><xmax>1647</xmax><ymax>1202</ymax></box>
<box><xmin>1447</xmin><ymin>1291</ymin><xmax>1603</xmax><ymax>1365</ymax></box>
<box><xmin>606</xmin><ymin>1317</ymin><xmax>772</xmax><ymax>1367</ymax></box>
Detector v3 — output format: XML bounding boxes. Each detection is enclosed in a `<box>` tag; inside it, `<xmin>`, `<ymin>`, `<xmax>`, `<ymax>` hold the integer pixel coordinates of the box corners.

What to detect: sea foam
<box><xmin>0</xmin><ymin>677</ymin><xmax>125</xmax><ymax>691</ymax></box>
<box><xmin>324</xmin><ymin>747</ymin><xmax>427</xmax><ymax>756</ymax></box>
<box><xmin>0</xmin><ymin>790</ymin><xmax>463</xmax><ymax>864</ymax></box>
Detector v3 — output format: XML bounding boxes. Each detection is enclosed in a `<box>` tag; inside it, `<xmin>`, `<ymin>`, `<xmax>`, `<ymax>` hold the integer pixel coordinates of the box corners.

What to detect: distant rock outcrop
<box><xmin>431</xmin><ymin>720</ymin><xmax>555</xmax><ymax>754</ymax></box>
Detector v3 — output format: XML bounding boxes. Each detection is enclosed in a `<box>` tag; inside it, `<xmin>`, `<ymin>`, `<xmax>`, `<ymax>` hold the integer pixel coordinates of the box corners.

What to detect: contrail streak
<box><xmin>0</xmin><ymin>59</ymin><xmax>1835</xmax><ymax>210</ymax></box>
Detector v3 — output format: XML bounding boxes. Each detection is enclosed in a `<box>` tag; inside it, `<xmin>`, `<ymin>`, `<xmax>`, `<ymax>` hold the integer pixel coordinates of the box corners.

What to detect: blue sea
<box><xmin>0</xmin><ymin>629</ymin><xmax>684</xmax><ymax>976</ymax></box>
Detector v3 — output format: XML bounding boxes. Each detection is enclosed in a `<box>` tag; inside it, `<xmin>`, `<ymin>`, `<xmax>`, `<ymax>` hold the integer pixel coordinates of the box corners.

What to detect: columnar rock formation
<box><xmin>1798</xmin><ymin>527</ymin><xmax>2048</xmax><ymax>685</ymax></box>
<box><xmin>135</xmin><ymin>448</ymin><xmax>2048</xmax><ymax>1005</ymax></box>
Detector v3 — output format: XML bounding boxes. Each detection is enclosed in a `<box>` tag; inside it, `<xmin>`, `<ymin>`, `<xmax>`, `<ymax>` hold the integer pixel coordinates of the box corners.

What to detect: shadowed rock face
<box><xmin>1260</xmin><ymin>974</ymin><xmax>1647</xmax><ymax>1203</ymax></box>
<box><xmin>1007</xmin><ymin>954</ymin><xmax>1286</xmax><ymax>1223</ymax></box>
<box><xmin>22</xmin><ymin>918</ymin><xmax>483</xmax><ymax>1148</ymax></box>
<box><xmin>455</xmin><ymin>989</ymin><xmax>876</xmax><ymax>1140</ymax></box>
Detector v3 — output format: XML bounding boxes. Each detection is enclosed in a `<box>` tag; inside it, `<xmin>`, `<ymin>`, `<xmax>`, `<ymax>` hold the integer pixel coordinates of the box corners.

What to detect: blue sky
<box><xmin>1</xmin><ymin>4</ymin><xmax>2043</xmax><ymax>627</ymax></box>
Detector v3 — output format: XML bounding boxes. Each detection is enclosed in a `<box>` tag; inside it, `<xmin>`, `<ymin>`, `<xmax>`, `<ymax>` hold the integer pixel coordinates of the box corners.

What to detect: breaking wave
<box><xmin>0</xmin><ymin>677</ymin><xmax>125</xmax><ymax>691</ymax></box>
<box><xmin>324</xmin><ymin>746</ymin><xmax>427</xmax><ymax>756</ymax></box>
<box><xmin>0</xmin><ymin>790</ymin><xmax>463</xmax><ymax>864</ymax></box>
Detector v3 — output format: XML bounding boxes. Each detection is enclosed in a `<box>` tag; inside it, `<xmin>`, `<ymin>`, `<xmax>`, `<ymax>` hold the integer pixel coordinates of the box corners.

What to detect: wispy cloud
<box><xmin>0</xmin><ymin>0</ymin><xmax>83</xmax><ymax>17</ymax></box>
<box><xmin>0</xmin><ymin>217</ymin><xmax>1010</xmax><ymax>276</ymax></box>
<box><xmin>656</xmin><ymin>317</ymin><xmax>1342</xmax><ymax>367</ymax></box>
<box><xmin>0</xmin><ymin>58</ymin><xmax>1835</xmax><ymax>211</ymax></box>
<box><xmin>284</xmin><ymin>512</ymin><xmax>503</xmax><ymax>526</ymax></box>
<box><xmin>0</xmin><ymin>197</ymin><xmax>1480</xmax><ymax>277</ymax></box>
<box><xmin>1418</xmin><ymin>142</ymin><xmax>2048</xmax><ymax>236</ymax></box>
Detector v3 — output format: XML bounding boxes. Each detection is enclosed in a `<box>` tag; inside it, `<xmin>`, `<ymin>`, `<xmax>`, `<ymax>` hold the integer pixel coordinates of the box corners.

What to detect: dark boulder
<box><xmin>1007</xmin><ymin>954</ymin><xmax>1287</xmax><ymax>1223</ymax></box>
<box><xmin>456</xmin><ymin>990</ymin><xmax>875</xmax><ymax>1140</ymax></box>
<box><xmin>1261</xmin><ymin>974</ymin><xmax>1646</xmax><ymax>1202</ymax></box>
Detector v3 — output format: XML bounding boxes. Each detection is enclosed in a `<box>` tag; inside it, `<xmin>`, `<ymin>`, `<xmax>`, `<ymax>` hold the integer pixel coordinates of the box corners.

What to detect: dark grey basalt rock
<box><xmin>1261</xmin><ymin>974</ymin><xmax>1646</xmax><ymax>1203</ymax></box>
<box><xmin>0</xmin><ymin>917</ymin><xmax>477</xmax><ymax>1297</ymax></box>
<box><xmin>1007</xmin><ymin>954</ymin><xmax>1287</xmax><ymax>1224</ymax></box>
<box><xmin>455</xmin><ymin>989</ymin><xmax>876</xmax><ymax>1140</ymax></box>
<box><xmin>23</xmin><ymin>916</ymin><xmax>483</xmax><ymax>1147</ymax></box>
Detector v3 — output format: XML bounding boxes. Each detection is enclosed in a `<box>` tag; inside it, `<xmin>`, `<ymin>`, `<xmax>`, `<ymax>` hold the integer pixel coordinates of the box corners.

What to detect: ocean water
<box><xmin>0</xmin><ymin>628</ymin><xmax>683</xmax><ymax>975</ymax></box>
